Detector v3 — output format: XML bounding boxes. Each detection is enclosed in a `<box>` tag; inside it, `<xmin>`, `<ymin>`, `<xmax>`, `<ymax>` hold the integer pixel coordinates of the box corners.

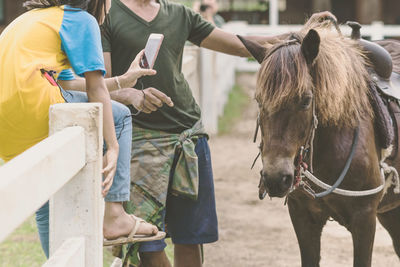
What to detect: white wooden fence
<box><xmin>0</xmin><ymin>103</ymin><xmax>104</xmax><ymax>267</ymax></box>
<box><xmin>183</xmin><ymin>45</ymin><xmax>236</xmax><ymax>135</ymax></box>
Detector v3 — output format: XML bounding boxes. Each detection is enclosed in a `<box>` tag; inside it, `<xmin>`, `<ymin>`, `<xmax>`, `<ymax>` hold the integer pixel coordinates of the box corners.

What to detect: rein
<box><xmin>294</xmin><ymin>127</ymin><xmax>361</xmax><ymax>198</ymax></box>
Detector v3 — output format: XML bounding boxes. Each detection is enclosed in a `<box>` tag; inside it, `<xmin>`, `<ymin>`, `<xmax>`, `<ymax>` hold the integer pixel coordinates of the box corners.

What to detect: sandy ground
<box><xmin>203</xmin><ymin>73</ymin><xmax>400</xmax><ymax>267</ymax></box>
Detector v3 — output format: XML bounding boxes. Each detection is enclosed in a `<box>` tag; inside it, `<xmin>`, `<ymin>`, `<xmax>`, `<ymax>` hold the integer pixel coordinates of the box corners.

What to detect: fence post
<box><xmin>48</xmin><ymin>103</ymin><xmax>104</xmax><ymax>267</ymax></box>
<box><xmin>269</xmin><ymin>0</ymin><xmax>279</xmax><ymax>26</ymax></box>
<box><xmin>370</xmin><ymin>21</ymin><xmax>384</xmax><ymax>40</ymax></box>
<box><xmin>199</xmin><ymin>48</ymin><xmax>218</xmax><ymax>135</ymax></box>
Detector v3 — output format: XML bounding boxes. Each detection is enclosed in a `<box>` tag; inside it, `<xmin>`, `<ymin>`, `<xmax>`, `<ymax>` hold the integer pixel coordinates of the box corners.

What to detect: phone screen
<box><xmin>141</xmin><ymin>33</ymin><xmax>164</xmax><ymax>69</ymax></box>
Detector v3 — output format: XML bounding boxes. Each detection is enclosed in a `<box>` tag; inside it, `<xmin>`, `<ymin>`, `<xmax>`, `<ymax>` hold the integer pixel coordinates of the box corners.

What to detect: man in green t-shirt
<box><xmin>100</xmin><ymin>1</ymin><xmax>258</xmax><ymax>266</ymax></box>
<box><xmin>100</xmin><ymin>1</ymin><xmax>335</xmax><ymax>266</ymax></box>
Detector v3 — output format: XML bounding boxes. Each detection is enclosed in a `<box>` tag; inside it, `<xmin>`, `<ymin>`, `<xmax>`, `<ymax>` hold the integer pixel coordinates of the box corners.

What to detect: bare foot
<box><xmin>103</xmin><ymin>202</ymin><xmax>158</xmax><ymax>240</ymax></box>
<box><xmin>130</xmin><ymin>215</ymin><xmax>159</xmax><ymax>236</ymax></box>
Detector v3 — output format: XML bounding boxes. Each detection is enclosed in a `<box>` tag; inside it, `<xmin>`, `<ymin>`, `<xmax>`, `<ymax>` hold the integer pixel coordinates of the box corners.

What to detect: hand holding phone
<box><xmin>121</xmin><ymin>50</ymin><xmax>157</xmax><ymax>88</ymax></box>
<box><xmin>140</xmin><ymin>33</ymin><xmax>164</xmax><ymax>69</ymax></box>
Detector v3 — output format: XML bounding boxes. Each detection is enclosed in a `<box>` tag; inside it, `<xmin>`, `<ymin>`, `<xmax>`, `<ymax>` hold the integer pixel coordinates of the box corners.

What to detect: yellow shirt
<box><xmin>0</xmin><ymin>6</ymin><xmax>105</xmax><ymax>161</ymax></box>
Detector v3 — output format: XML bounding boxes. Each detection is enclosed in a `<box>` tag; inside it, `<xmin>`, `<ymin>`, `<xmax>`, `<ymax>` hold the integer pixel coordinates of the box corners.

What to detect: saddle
<box><xmin>347</xmin><ymin>22</ymin><xmax>400</xmax><ymax>150</ymax></box>
<box><xmin>347</xmin><ymin>22</ymin><xmax>400</xmax><ymax>212</ymax></box>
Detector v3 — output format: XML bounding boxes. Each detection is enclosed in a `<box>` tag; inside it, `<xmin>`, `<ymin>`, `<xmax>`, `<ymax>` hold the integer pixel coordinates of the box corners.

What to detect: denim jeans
<box><xmin>36</xmin><ymin>89</ymin><xmax>132</xmax><ymax>257</ymax></box>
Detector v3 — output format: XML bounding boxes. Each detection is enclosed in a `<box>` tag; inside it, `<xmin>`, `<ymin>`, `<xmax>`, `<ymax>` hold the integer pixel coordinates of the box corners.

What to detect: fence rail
<box><xmin>0</xmin><ymin>103</ymin><xmax>104</xmax><ymax>267</ymax></box>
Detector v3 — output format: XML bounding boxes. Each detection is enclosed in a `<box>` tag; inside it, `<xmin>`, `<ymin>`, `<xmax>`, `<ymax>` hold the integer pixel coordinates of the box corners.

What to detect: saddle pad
<box><xmin>378</xmin><ymin>101</ymin><xmax>400</xmax><ymax>213</ymax></box>
<box><xmin>369</xmin><ymin>83</ymin><xmax>394</xmax><ymax>149</ymax></box>
<box><xmin>388</xmin><ymin>101</ymin><xmax>400</xmax><ymax>159</ymax></box>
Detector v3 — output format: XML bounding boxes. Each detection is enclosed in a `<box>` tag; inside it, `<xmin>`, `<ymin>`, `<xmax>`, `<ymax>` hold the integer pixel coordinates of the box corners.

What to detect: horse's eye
<box><xmin>300</xmin><ymin>95</ymin><xmax>312</xmax><ymax>109</ymax></box>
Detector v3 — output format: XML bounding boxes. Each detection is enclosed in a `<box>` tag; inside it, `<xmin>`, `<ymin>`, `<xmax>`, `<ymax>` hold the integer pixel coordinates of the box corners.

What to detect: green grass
<box><xmin>0</xmin><ymin>216</ymin><xmax>46</xmax><ymax>267</ymax></box>
<box><xmin>0</xmin><ymin>215</ymin><xmax>174</xmax><ymax>267</ymax></box>
<box><xmin>0</xmin><ymin>216</ymin><xmax>126</xmax><ymax>267</ymax></box>
<box><xmin>0</xmin><ymin>217</ymin><xmax>115</xmax><ymax>267</ymax></box>
<box><xmin>165</xmin><ymin>239</ymin><xmax>174</xmax><ymax>262</ymax></box>
<box><xmin>218</xmin><ymin>84</ymin><xmax>250</xmax><ymax>135</ymax></box>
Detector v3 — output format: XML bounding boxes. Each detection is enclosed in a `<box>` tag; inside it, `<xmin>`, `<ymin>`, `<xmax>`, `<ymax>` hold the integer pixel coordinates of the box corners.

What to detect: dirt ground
<box><xmin>203</xmin><ymin>73</ymin><xmax>399</xmax><ymax>267</ymax></box>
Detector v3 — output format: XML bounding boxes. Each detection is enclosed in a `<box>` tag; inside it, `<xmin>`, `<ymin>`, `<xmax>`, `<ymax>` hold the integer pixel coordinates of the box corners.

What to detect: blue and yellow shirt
<box><xmin>0</xmin><ymin>6</ymin><xmax>105</xmax><ymax>161</ymax></box>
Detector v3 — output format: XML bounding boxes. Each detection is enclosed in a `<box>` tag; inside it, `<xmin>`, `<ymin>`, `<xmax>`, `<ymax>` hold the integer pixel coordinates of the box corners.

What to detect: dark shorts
<box><xmin>139</xmin><ymin>137</ymin><xmax>218</xmax><ymax>252</ymax></box>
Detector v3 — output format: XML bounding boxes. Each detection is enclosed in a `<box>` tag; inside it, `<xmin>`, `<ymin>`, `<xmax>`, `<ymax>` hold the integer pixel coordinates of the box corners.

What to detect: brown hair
<box><xmin>23</xmin><ymin>0</ymin><xmax>106</xmax><ymax>23</ymax></box>
<box><xmin>256</xmin><ymin>20</ymin><xmax>373</xmax><ymax>127</ymax></box>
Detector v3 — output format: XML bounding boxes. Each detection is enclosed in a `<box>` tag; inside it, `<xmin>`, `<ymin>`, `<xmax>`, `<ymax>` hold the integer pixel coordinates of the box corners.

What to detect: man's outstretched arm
<box><xmin>200</xmin><ymin>11</ymin><xmax>336</xmax><ymax>57</ymax></box>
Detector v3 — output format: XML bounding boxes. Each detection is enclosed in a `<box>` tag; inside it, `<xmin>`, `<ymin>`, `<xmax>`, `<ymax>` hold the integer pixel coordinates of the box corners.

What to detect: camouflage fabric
<box><xmin>118</xmin><ymin>120</ymin><xmax>207</xmax><ymax>265</ymax></box>
<box><xmin>126</xmin><ymin>119</ymin><xmax>207</xmax><ymax>229</ymax></box>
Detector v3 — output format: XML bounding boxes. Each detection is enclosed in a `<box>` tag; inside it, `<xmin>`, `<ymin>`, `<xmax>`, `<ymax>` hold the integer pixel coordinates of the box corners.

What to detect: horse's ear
<box><xmin>301</xmin><ymin>29</ymin><xmax>320</xmax><ymax>65</ymax></box>
<box><xmin>237</xmin><ymin>35</ymin><xmax>267</xmax><ymax>64</ymax></box>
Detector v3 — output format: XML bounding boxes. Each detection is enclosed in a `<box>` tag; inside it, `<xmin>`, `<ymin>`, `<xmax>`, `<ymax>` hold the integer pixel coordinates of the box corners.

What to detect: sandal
<box><xmin>103</xmin><ymin>215</ymin><xmax>166</xmax><ymax>246</ymax></box>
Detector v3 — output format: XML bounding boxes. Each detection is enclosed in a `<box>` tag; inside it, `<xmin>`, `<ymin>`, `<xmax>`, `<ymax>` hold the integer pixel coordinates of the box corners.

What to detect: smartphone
<box><xmin>140</xmin><ymin>33</ymin><xmax>164</xmax><ymax>69</ymax></box>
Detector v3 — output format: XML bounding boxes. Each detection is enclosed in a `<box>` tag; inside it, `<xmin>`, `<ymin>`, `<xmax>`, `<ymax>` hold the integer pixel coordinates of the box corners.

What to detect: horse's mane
<box><xmin>256</xmin><ymin>21</ymin><xmax>373</xmax><ymax>127</ymax></box>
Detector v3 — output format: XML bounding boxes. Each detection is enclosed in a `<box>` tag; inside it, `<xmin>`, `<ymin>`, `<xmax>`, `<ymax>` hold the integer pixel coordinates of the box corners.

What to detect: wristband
<box><xmin>131</xmin><ymin>90</ymin><xmax>145</xmax><ymax>116</ymax></box>
<box><xmin>115</xmin><ymin>76</ymin><xmax>122</xmax><ymax>90</ymax></box>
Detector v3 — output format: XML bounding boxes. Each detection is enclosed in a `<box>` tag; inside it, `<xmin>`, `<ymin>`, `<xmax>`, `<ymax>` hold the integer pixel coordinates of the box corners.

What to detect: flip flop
<box><xmin>103</xmin><ymin>215</ymin><xmax>166</xmax><ymax>247</ymax></box>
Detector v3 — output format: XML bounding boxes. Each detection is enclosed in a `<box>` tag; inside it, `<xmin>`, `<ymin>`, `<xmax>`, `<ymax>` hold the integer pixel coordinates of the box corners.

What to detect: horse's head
<box><xmin>241</xmin><ymin>31</ymin><xmax>320</xmax><ymax>197</ymax></box>
<box><xmin>239</xmin><ymin>23</ymin><xmax>372</xmax><ymax>198</ymax></box>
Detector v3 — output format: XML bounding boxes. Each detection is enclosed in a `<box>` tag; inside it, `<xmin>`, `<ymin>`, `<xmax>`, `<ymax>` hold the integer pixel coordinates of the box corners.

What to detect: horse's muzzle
<box><xmin>260</xmin><ymin>170</ymin><xmax>294</xmax><ymax>198</ymax></box>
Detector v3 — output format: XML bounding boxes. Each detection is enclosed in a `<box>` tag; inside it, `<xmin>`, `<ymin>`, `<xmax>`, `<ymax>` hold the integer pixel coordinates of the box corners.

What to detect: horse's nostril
<box><xmin>281</xmin><ymin>175</ymin><xmax>293</xmax><ymax>189</ymax></box>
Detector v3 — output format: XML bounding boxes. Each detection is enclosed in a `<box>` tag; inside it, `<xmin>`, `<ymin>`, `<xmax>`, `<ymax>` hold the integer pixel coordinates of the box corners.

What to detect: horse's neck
<box><xmin>311</xmin><ymin>123</ymin><xmax>380</xmax><ymax>185</ymax></box>
<box><xmin>313</xmin><ymin>126</ymin><xmax>356</xmax><ymax>164</ymax></box>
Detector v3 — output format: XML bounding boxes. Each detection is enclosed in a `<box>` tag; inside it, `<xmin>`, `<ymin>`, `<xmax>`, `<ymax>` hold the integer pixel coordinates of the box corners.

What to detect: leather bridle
<box><xmin>251</xmin><ymin>35</ymin><xmax>362</xmax><ymax>200</ymax></box>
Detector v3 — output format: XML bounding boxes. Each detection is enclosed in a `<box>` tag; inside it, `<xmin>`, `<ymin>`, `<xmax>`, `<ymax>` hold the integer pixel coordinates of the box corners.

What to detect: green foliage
<box><xmin>170</xmin><ymin>0</ymin><xmax>268</xmax><ymax>11</ymax></box>
<box><xmin>227</xmin><ymin>2</ymin><xmax>268</xmax><ymax>11</ymax></box>
<box><xmin>218</xmin><ymin>84</ymin><xmax>250</xmax><ymax>135</ymax></box>
<box><xmin>170</xmin><ymin>0</ymin><xmax>193</xmax><ymax>8</ymax></box>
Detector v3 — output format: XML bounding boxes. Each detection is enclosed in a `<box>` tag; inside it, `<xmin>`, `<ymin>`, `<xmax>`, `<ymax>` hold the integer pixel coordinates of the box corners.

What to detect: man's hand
<box><xmin>113</xmin><ymin>87</ymin><xmax>174</xmax><ymax>113</ymax></box>
<box><xmin>120</xmin><ymin>50</ymin><xmax>157</xmax><ymax>88</ymax></box>
<box><xmin>141</xmin><ymin>87</ymin><xmax>174</xmax><ymax>113</ymax></box>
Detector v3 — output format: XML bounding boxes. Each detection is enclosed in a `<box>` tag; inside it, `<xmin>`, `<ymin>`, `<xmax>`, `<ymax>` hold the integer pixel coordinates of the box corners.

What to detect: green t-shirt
<box><xmin>101</xmin><ymin>0</ymin><xmax>215</xmax><ymax>133</ymax></box>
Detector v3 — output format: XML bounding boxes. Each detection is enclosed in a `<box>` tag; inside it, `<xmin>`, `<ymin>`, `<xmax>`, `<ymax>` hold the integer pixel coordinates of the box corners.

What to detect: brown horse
<box><xmin>239</xmin><ymin>20</ymin><xmax>400</xmax><ymax>266</ymax></box>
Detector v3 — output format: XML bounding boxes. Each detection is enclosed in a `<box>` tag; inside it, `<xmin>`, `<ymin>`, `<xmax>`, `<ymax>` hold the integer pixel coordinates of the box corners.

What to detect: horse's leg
<box><xmin>377</xmin><ymin>206</ymin><xmax>400</xmax><ymax>257</ymax></box>
<box><xmin>349</xmin><ymin>209</ymin><xmax>377</xmax><ymax>267</ymax></box>
<box><xmin>288</xmin><ymin>196</ymin><xmax>328</xmax><ymax>267</ymax></box>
